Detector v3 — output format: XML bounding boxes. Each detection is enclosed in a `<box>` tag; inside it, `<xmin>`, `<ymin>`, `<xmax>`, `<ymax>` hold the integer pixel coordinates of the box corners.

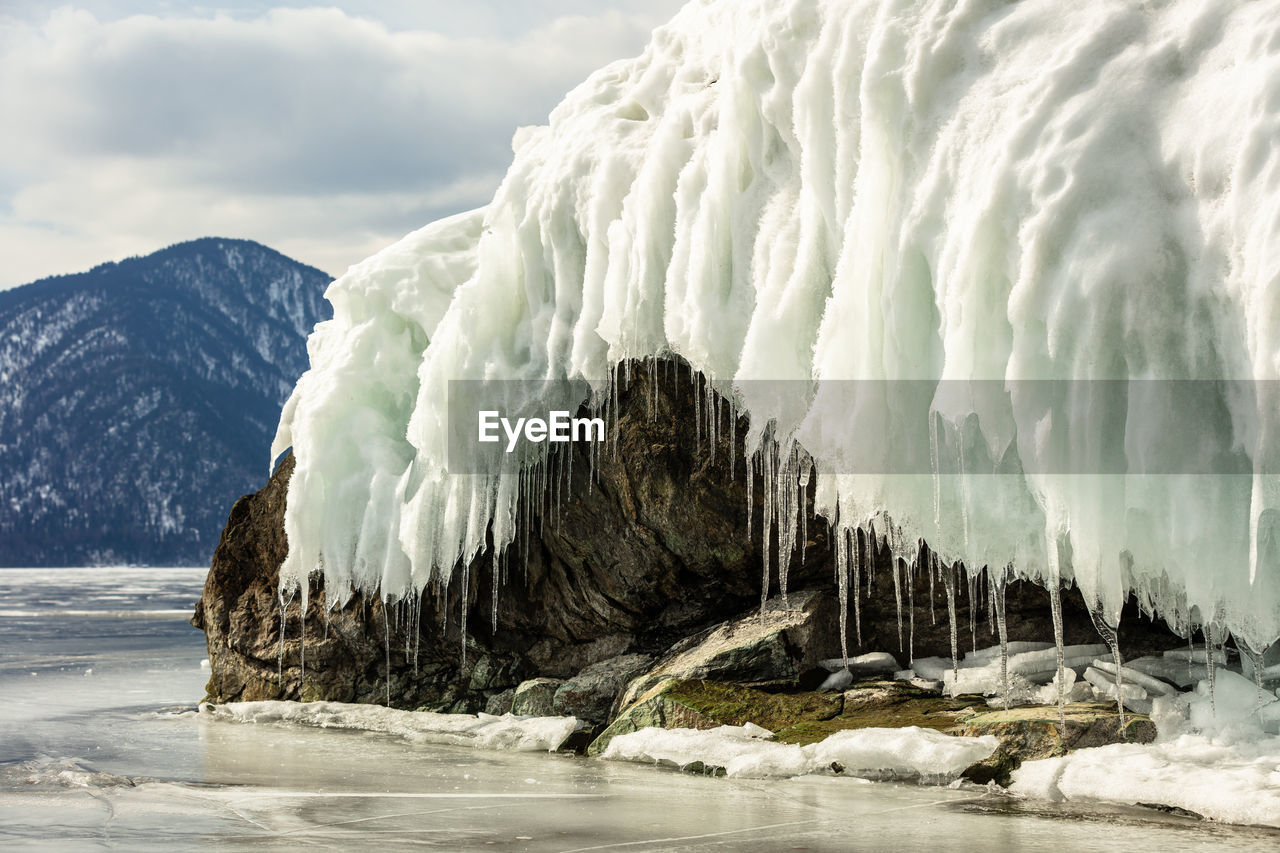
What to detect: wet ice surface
<box><xmin>1</xmin><ymin>568</ymin><xmax>1277</xmax><ymax>851</ymax></box>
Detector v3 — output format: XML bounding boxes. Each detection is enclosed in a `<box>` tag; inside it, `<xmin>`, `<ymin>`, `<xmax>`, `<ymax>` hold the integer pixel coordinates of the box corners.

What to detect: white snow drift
<box><xmin>600</xmin><ymin>722</ymin><xmax>998</xmax><ymax>782</ymax></box>
<box><xmin>200</xmin><ymin>701</ymin><xmax>580</xmax><ymax>752</ymax></box>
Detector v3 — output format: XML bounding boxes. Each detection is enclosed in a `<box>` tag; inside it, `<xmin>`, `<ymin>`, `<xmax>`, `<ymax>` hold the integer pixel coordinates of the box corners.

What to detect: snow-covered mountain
<box><xmin>0</xmin><ymin>238</ymin><xmax>331</xmax><ymax>567</ymax></box>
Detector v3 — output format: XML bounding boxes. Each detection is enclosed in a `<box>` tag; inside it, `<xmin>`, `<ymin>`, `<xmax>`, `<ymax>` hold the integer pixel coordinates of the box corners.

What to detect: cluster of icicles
<box><xmin>272</xmin><ymin>361</ymin><xmax>1268</xmax><ymax>730</ymax></box>
<box><xmin>267</xmin><ymin>0</ymin><xmax>1280</xmax><ymax>722</ymax></box>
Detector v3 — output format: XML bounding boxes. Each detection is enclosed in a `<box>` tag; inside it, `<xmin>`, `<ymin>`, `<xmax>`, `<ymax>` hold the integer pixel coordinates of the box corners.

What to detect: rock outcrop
<box><xmin>194</xmin><ymin>358</ymin><xmax>1189</xmax><ymax>746</ymax></box>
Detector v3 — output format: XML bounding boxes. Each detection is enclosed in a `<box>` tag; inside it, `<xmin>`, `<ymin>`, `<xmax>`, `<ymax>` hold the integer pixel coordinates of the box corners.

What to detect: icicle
<box><xmin>1089</xmin><ymin>603</ymin><xmax>1127</xmax><ymax>736</ymax></box>
<box><xmin>892</xmin><ymin>555</ymin><xmax>905</xmax><ymax>655</ymax></box>
<box><xmin>987</xmin><ymin>565</ymin><xmax>996</xmax><ymax>636</ymax></box>
<box><xmin>440</xmin><ymin>580</ymin><xmax>449</xmax><ymax>636</ymax></box>
<box><xmin>1049</xmin><ymin>581</ymin><xmax>1067</xmax><ymax>727</ymax></box>
<box><xmin>728</xmin><ymin>398</ymin><xmax>737</xmax><ymax>481</ymax></box>
<box><xmin>491</xmin><ymin>550</ymin><xmax>500</xmax><ymax>633</ymax></box>
<box><xmin>930</xmin><ymin>409</ymin><xmax>941</xmax><ymax>527</ymax></box>
<box><xmin>799</xmin><ymin>468</ymin><xmax>807</xmax><ymax>567</ymax></box>
<box><xmin>708</xmin><ymin>384</ymin><xmax>717</xmax><ymax>467</ymax></box>
<box><xmin>383</xmin><ymin>601</ymin><xmax>392</xmax><ymax>707</ymax></box>
<box><xmin>759</xmin><ymin>440</ymin><xmax>776</xmax><ymax>615</ymax></box>
<box><xmin>1205</xmin><ymin>623</ymin><xmax>1217</xmax><ymax>717</ymax></box>
<box><xmin>993</xmin><ymin>565</ymin><xmax>1010</xmax><ymax>709</ymax></box>
<box><xmin>837</xmin><ymin>524</ymin><xmax>850</xmax><ymax>669</ymax></box>
<box><xmin>649</xmin><ymin>356</ymin><xmax>657</xmax><ymax>422</ymax></box>
<box><xmin>777</xmin><ymin>445</ymin><xmax>794</xmax><ymax>606</ymax></box>
<box><xmin>928</xmin><ymin>553</ymin><xmax>936</xmax><ymax>626</ymax></box>
<box><xmin>460</xmin><ymin>560</ymin><xmax>470</xmax><ymax>668</ymax></box>
<box><xmin>908</xmin><ymin>547</ymin><xmax>917</xmax><ymax>664</ymax></box>
<box><xmin>412</xmin><ymin>593</ymin><xmax>421</xmax><ymax>676</ymax></box>
<box><xmin>399</xmin><ymin>601</ymin><xmax>409</xmax><ymax>671</ymax></box>
<box><xmin>277</xmin><ymin>590</ymin><xmax>286</xmax><ymax>691</ymax></box>
<box><xmin>694</xmin><ymin>367</ymin><xmax>702</xmax><ymax>455</ymax></box>
<box><xmin>943</xmin><ymin>559</ymin><xmax>959</xmax><ymax>686</ymax></box>
<box><xmin>1240</xmin><ymin>642</ymin><xmax>1268</xmax><ymax>720</ymax></box>
<box><xmin>852</xmin><ymin>528</ymin><xmax>863</xmax><ymax>647</ymax></box>
<box><xmin>866</xmin><ymin>523</ymin><xmax>875</xmax><ymax>596</ymax></box>
<box><xmin>968</xmin><ymin>568</ymin><xmax>978</xmax><ymax>654</ymax></box>
<box><xmin>1187</xmin><ymin>631</ymin><xmax>1196</xmax><ymax>683</ymax></box>
<box><xmin>299</xmin><ymin>580</ymin><xmax>307</xmax><ymax>693</ymax></box>
<box><xmin>610</xmin><ymin>364</ymin><xmax>620</xmax><ymax>460</ymax></box>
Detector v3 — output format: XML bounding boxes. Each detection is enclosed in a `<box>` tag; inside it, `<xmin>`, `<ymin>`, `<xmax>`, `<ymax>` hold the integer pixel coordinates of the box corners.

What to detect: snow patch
<box><xmin>201</xmin><ymin>701</ymin><xmax>580</xmax><ymax>752</ymax></box>
<box><xmin>601</xmin><ymin>723</ymin><xmax>998</xmax><ymax>782</ymax></box>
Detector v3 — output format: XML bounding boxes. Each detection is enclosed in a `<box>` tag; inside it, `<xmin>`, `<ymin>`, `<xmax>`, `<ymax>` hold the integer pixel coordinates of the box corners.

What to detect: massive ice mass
<box><xmin>272</xmin><ymin>0</ymin><xmax>1280</xmax><ymax>652</ymax></box>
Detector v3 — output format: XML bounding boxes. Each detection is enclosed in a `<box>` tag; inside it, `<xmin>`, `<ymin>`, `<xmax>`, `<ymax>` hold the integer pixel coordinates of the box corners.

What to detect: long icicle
<box><xmin>852</xmin><ymin>527</ymin><xmax>863</xmax><ymax>647</ymax></box>
<box><xmin>1205</xmin><ymin>622</ymin><xmax>1217</xmax><ymax>717</ymax></box>
<box><xmin>837</xmin><ymin>522</ymin><xmax>850</xmax><ymax>669</ymax></box>
<box><xmin>384</xmin><ymin>601</ymin><xmax>392</xmax><ymax>707</ymax></box>
<box><xmin>299</xmin><ymin>579</ymin><xmax>307</xmax><ymax>695</ymax></box>
<box><xmin>994</xmin><ymin>564</ymin><xmax>1010</xmax><ymax>709</ymax></box>
<box><xmin>892</xmin><ymin>555</ymin><xmax>905</xmax><ymax>656</ymax></box>
<box><xmin>1089</xmin><ymin>603</ymin><xmax>1127</xmax><ymax>737</ymax></box>
<box><xmin>1049</xmin><ymin>581</ymin><xmax>1067</xmax><ymax>727</ymax></box>
<box><xmin>943</xmin><ymin>558</ymin><xmax>959</xmax><ymax>688</ymax></box>
<box><xmin>908</xmin><ymin>546</ymin><xmax>917</xmax><ymax>664</ymax></box>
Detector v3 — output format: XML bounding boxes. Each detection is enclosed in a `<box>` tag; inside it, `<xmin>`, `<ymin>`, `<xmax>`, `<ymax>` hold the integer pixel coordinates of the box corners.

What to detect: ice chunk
<box><xmin>1031</xmin><ymin>668</ymin><xmax>1091</xmax><ymax>705</ymax></box>
<box><xmin>200</xmin><ymin>701</ymin><xmax>580</xmax><ymax>752</ymax></box>
<box><xmin>943</xmin><ymin>644</ymin><xmax>1110</xmax><ymax>698</ymax></box>
<box><xmin>962</xmin><ymin>642</ymin><xmax>1054</xmax><ymax>664</ymax></box>
<box><xmin>599</xmin><ymin>724</ymin><xmax>809</xmax><ymax>778</ymax></box>
<box><xmin>1126</xmin><ymin>655</ymin><xmax>1208</xmax><ymax>690</ymax></box>
<box><xmin>601</xmin><ymin>724</ymin><xmax>997</xmax><ymax>782</ymax></box>
<box><xmin>1089</xmin><ymin>659</ymin><xmax>1178</xmax><ymax>697</ymax></box>
<box><xmin>1011</xmin><ymin>733</ymin><xmax>1280</xmax><ymax>827</ymax></box>
<box><xmin>1187</xmin><ymin>670</ymin><xmax>1280</xmax><ymax>736</ymax></box>
<box><xmin>908</xmin><ymin>657</ymin><xmax>952</xmax><ymax>683</ymax></box>
<box><xmin>1083</xmin><ymin>667</ymin><xmax>1151</xmax><ymax>715</ymax></box>
<box><xmin>819</xmin><ymin>668</ymin><xmax>854</xmax><ymax>691</ymax></box>
<box><xmin>805</xmin><ymin>727</ymin><xmax>999</xmax><ymax>782</ymax></box>
<box><xmin>819</xmin><ymin>652</ymin><xmax>900</xmax><ymax>675</ymax></box>
<box><xmin>1164</xmin><ymin>648</ymin><xmax>1228</xmax><ymax>665</ymax></box>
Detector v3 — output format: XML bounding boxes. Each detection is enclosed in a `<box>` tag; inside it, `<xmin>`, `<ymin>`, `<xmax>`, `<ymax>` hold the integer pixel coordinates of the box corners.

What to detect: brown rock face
<box><xmin>193</xmin><ymin>358</ymin><xmax>1185</xmax><ymax>713</ymax></box>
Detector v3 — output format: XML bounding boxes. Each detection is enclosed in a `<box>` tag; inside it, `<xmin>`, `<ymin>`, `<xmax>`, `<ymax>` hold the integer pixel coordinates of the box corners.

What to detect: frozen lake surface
<box><xmin>0</xmin><ymin>567</ymin><xmax>1275</xmax><ymax>851</ymax></box>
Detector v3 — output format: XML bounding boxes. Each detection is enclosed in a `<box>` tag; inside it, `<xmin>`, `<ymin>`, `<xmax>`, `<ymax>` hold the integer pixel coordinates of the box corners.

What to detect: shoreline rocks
<box><xmin>192</xmin><ymin>358</ymin><xmax>1198</xmax><ymax>780</ymax></box>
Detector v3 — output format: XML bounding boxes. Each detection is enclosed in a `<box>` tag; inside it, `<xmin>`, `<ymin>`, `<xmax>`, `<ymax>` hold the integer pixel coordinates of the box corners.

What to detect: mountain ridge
<box><xmin>0</xmin><ymin>237</ymin><xmax>332</xmax><ymax>566</ymax></box>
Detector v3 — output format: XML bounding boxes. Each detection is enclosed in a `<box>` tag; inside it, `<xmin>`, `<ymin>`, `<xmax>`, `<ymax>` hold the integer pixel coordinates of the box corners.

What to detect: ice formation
<box><xmin>599</xmin><ymin>722</ymin><xmax>998</xmax><ymax>781</ymax></box>
<box><xmin>272</xmin><ymin>0</ymin><xmax>1280</xmax><ymax>658</ymax></box>
<box><xmin>200</xmin><ymin>701</ymin><xmax>581</xmax><ymax>752</ymax></box>
<box><xmin>1012</xmin><ymin>669</ymin><xmax>1280</xmax><ymax>827</ymax></box>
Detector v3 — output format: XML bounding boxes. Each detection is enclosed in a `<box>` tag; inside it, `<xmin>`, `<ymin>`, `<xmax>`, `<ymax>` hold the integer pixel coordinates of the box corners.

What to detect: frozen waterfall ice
<box><xmin>271</xmin><ymin>0</ymin><xmax>1280</xmax><ymax>655</ymax></box>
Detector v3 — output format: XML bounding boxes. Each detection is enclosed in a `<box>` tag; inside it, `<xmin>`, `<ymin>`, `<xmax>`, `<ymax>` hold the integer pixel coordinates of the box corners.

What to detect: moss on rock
<box><xmin>589</xmin><ymin>676</ymin><xmax>1153</xmax><ymax>783</ymax></box>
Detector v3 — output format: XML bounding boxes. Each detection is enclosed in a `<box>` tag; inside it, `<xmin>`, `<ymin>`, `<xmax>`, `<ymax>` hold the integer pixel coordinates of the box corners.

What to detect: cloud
<box><xmin>0</xmin><ymin>3</ymin><xmax>684</xmax><ymax>286</ymax></box>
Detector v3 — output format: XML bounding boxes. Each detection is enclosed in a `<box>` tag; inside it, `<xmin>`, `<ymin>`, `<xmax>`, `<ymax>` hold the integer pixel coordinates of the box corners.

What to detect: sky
<box><xmin>0</xmin><ymin>1</ymin><xmax>686</xmax><ymax>288</ymax></box>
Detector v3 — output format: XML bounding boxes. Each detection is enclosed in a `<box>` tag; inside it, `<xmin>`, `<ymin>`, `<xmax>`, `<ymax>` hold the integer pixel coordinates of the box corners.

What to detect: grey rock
<box><xmin>553</xmin><ymin>653</ymin><xmax>654</xmax><ymax>723</ymax></box>
<box><xmin>485</xmin><ymin>688</ymin><xmax>516</xmax><ymax>716</ymax></box>
<box><xmin>587</xmin><ymin>678</ymin><xmax>717</xmax><ymax>756</ymax></box>
<box><xmin>468</xmin><ymin>654</ymin><xmax>528</xmax><ymax>692</ymax></box>
<box><xmin>619</xmin><ymin>590</ymin><xmax>838</xmax><ymax>708</ymax></box>
<box><xmin>511</xmin><ymin>678</ymin><xmax>564</xmax><ymax>717</ymax></box>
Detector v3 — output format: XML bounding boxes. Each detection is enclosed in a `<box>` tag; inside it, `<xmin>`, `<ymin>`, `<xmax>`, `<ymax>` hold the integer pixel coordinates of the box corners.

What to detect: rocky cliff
<box><xmin>194</xmin><ymin>359</ymin><xmax>1185</xmax><ymax>720</ymax></box>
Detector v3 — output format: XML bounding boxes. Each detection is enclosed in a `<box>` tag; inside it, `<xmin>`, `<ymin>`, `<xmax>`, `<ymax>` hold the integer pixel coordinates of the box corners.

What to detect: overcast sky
<box><xmin>0</xmin><ymin>1</ymin><xmax>686</xmax><ymax>288</ymax></box>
